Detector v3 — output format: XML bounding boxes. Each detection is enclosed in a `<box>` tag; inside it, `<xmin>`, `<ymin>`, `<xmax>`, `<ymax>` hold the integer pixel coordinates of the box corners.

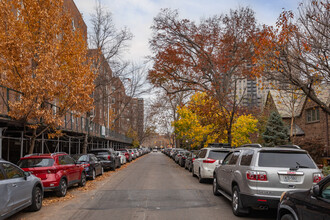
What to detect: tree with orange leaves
<box><xmin>0</xmin><ymin>0</ymin><xmax>95</xmax><ymax>154</ymax></box>
<box><xmin>148</xmin><ymin>7</ymin><xmax>259</xmax><ymax>144</ymax></box>
<box><xmin>253</xmin><ymin>0</ymin><xmax>330</xmax><ymax>114</ymax></box>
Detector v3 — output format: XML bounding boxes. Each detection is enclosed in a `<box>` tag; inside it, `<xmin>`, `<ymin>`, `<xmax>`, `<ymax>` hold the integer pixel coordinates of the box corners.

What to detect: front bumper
<box><xmin>240</xmin><ymin>193</ymin><xmax>280</xmax><ymax>209</ymax></box>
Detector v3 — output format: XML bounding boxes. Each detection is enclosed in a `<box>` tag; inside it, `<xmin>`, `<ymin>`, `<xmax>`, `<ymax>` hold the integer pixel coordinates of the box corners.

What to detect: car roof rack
<box><xmin>208</xmin><ymin>143</ymin><xmax>231</xmax><ymax>148</ymax></box>
<box><xmin>240</xmin><ymin>144</ymin><xmax>263</xmax><ymax>148</ymax></box>
<box><xmin>50</xmin><ymin>152</ymin><xmax>67</xmax><ymax>156</ymax></box>
<box><xmin>276</xmin><ymin>145</ymin><xmax>301</xmax><ymax>149</ymax></box>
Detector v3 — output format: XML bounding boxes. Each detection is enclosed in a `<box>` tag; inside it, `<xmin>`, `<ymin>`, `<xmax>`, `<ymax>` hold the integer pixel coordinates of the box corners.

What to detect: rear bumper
<box><xmin>100</xmin><ymin>161</ymin><xmax>114</xmax><ymax>169</ymax></box>
<box><xmin>240</xmin><ymin>193</ymin><xmax>280</xmax><ymax>209</ymax></box>
<box><xmin>201</xmin><ymin>166</ymin><xmax>214</xmax><ymax>179</ymax></box>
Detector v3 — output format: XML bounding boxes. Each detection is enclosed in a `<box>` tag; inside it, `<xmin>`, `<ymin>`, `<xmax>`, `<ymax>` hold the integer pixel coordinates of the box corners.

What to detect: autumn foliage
<box><xmin>148</xmin><ymin>7</ymin><xmax>259</xmax><ymax>144</ymax></box>
<box><xmin>173</xmin><ymin>92</ymin><xmax>258</xmax><ymax>148</ymax></box>
<box><xmin>0</xmin><ymin>0</ymin><xmax>95</xmax><ymax>153</ymax></box>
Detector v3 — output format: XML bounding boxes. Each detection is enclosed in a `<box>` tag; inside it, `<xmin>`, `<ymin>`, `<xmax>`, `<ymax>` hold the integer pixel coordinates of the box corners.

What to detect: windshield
<box><xmin>258</xmin><ymin>152</ymin><xmax>316</xmax><ymax>168</ymax></box>
<box><xmin>208</xmin><ymin>151</ymin><xmax>230</xmax><ymax>160</ymax></box>
<box><xmin>73</xmin><ymin>155</ymin><xmax>89</xmax><ymax>162</ymax></box>
<box><xmin>18</xmin><ymin>158</ymin><xmax>54</xmax><ymax>168</ymax></box>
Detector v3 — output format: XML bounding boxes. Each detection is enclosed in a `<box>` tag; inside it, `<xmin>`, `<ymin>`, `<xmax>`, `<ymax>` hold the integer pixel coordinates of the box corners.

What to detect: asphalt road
<box><xmin>11</xmin><ymin>152</ymin><xmax>277</xmax><ymax>220</ymax></box>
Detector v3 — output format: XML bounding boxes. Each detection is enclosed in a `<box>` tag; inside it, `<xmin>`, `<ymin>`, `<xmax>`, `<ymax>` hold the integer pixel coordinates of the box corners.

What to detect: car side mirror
<box><xmin>312</xmin><ymin>185</ymin><xmax>320</xmax><ymax>197</ymax></box>
<box><xmin>24</xmin><ymin>171</ymin><xmax>30</xmax><ymax>180</ymax></box>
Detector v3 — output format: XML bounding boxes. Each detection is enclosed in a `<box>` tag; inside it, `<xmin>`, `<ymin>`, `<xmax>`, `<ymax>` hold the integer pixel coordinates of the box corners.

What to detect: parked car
<box><xmin>72</xmin><ymin>154</ymin><xmax>103</xmax><ymax>180</ymax></box>
<box><xmin>153</xmin><ymin>148</ymin><xmax>158</xmax><ymax>152</ymax></box>
<box><xmin>0</xmin><ymin>158</ymin><xmax>43</xmax><ymax>219</ymax></box>
<box><xmin>277</xmin><ymin>174</ymin><xmax>330</xmax><ymax>220</ymax></box>
<box><xmin>128</xmin><ymin>149</ymin><xmax>137</xmax><ymax>160</ymax></box>
<box><xmin>175</xmin><ymin>151</ymin><xmax>186</xmax><ymax>164</ymax></box>
<box><xmin>185</xmin><ymin>151</ymin><xmax>199</xmax><ymax>171</ymax></box>
<box><xmin>133</xmin><ymin>149</ymin><xmax>140</xmax><ymax>157</ymax></box>
<box><xmin>213</xmin><ymin>144</ymin><xmax>323</xmax><ymax>216</ymax></box>
<box><xmin>193</xmin><ymin>145</ymin><xmax>232</xmax><ymax>183</ymax></box>
<box><xmin>119</xmin><ymin>149</ymin><xmax>132</xmax><ymax>162</ymax></box>
<box><xmin>115</xmin><ymin>151</ymin><xmax>127</xmax><ymax>165</ymax></box>
<box><xmin>18</xmin><ymin>152</ymin><xmax>86</xmax><ymax>197</ymax></box>
<box><xmin>178</xmin><ymin>151</ymin><xmax>190</xmax><ymax>167</ymax></box>
<box><xmin>89</xmin><ymin>149</ymin><xmax>121</xmax><ymax>171</ymax></box>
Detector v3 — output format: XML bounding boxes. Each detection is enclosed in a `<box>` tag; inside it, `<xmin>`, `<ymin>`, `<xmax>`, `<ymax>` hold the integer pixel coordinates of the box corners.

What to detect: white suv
<box><xmin>192</xmin><ymin>145</ymin><xmax>232</xmax><ymax>183</ymax></box>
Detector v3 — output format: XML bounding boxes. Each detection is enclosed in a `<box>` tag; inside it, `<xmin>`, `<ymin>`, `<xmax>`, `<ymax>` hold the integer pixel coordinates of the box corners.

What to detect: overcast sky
<box><xmin>75</xmin><ymin>0</ymin><xmax>301</xmax><ymax>63</ymax></box>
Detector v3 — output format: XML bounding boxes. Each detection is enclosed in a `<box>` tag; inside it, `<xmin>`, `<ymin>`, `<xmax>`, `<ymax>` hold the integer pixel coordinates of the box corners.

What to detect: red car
<box><xmin>18</xmin><ymin>152</ymin><xmax>86</xmax><ymax>197</ymax></box>
<box><xmin>119</xmin><ymin>149</ymin><xmax>132</xmax><ymax>162</ymax></box>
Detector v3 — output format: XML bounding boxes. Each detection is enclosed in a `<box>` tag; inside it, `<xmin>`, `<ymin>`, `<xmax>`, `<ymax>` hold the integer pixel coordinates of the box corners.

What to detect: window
<box><xmin>198</xmin><ymin>150</ymin><xmax>207</xmax><ymax>158</ymax></box>
<box><xmin>258</xmin><ymin>152</ymin><xmax>316</xmax><ymax>168</ymax></box>
<box><xmin>18</xmin><ymin>158</ymin><xmax>54</xmax><ymax>168</ymax></box>
<box><xmin>240</xmin><ymin>150</ymin><xmax>254</xmax><ymax>166</ymax></box>
<box><xmin>321</xmin><ymin>182</ymin><xmax>330</xmax><ymax>200</ymax></box>
<box><xmin>208</xmin><ymin>150</ymin><xmax>230</xmax><ymax>161</ymax></box>
<box><xmin>222</xmin><ymin>153</ymin><xmax>233</xmax><ymax>165</ymax></box>
<box><xmin>64</xmin><ymin>155</ymin><xmax>75</xmax><ymax>165</ymax></box>
<box><xmin>0</xmin><ymin>167</ymin><xmax>5</xmax><ymax>180</ymax></box>
<box><xmin>2</xmin><ymin>163</ymin><xmax>24</xmax><ymax>179</ymax></box>
<box><xmin>228</xmin><ymin>151</ymin><xmax>240</xmax><ymax>165</ymax></box>
<box><xmin>306</xmin><ymin>108</ymin><xmax>320</xmax><ymax>123</ymax></box>
<box><xmin>112</xmin><ymin>98</ymin><xmax>115</xmax><ymax>104</ymax></box>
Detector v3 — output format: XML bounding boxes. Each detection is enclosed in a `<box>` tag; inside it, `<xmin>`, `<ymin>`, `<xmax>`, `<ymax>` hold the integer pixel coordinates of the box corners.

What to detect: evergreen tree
<box><xmin>262</xmin><ymin>111</ymin><xmax>289</xmax><ymax>147</ymax></box>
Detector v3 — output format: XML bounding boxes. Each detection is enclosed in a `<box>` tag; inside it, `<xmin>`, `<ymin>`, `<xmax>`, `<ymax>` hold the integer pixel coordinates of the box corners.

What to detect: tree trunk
<box><xmin>82</xmin><ymin>133</ymin><xmax>88</xmax><ymax>154</ymax></box>
<box><xmin>28</xmin><ymin>128</ymin><xmax>37</xmax><ymax>154</ymax></box>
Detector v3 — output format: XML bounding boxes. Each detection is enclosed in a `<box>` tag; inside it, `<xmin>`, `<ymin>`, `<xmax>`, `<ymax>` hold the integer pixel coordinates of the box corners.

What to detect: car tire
<box><xmin>213</xmin><ymin>177</ymin><xmax>221</xmax><ymax>196</ymax></box>
<box><xmin>232</xmin><ymin>185</ymin><xmax>248</xmax><ymax>216</ymax></box>
<box><xmin>28</xmin><ymin>186</ymin><xmax>43</xmax><ymax>211</ymax></box>
<box><xmin>111</xmin><ymin>164</ymin><xmax>116</xmax><ymax>171</ymax></box>
<box><xmin>281</xmin><ymin>214</ymin><xmax>295</xmax><ymax>220</ymax></box>
<box><xmin>56</xmin><ymin>178</ymin><xmax>67</xmax><ymax>197</ymax></box>
<box><xmin>198</xmin><ymin>169</ymin><xmax>204</xmax><ymax>183</ymax></box>
<box><xmin>192</xmin><ymin>166</ymin><xmax>197</xmax><ymax>177</ymax></box>
<box><xmin>91</xmin><ymin>169</ymin><xmax>96</xmax><ymax>180</ymax></box>
<box><xmin>78</xmin><ymin>172</ymin><xmax>86</xmax><ymax>187</ymax></box>
<box><xmin>118</xmin><ymin>162</ymin><xmax>121</xmax><ymax>168</ymax></box>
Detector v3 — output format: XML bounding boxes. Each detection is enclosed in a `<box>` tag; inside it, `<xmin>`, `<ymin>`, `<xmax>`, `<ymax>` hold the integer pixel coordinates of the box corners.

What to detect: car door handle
<box><xmin>12</xmin><ymin>184</ymin><xmax>17</xmax><ymax>187</ymax></box>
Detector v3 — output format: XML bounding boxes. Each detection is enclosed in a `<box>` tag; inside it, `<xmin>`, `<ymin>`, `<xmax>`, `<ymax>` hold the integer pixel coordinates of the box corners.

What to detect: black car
<box><xmin>89</xmin><ymin>149</ymin><xmax>121</xmax><ymax>171</ymax></box>
<box><xmin>72</xmin><ymin>154</ymin><xmax>103</xmax><ymax>180</ymax></box>
<box><xmin>178</xmin><ymin>151</ymin><xmax>190</xmax><ymax>167</ymax></box>
<box><xmin>185</xmin><ymin>151</ymin><xmax>198</xmax><ymax>172</ymax></box>
<box><xmin>277</xmin><ymin>175</ymin><xmax>330</xmax><ymax>220</ymax></box>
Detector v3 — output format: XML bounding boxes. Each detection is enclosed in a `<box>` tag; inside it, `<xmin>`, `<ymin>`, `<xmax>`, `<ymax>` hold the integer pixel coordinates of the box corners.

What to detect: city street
<box><xmin>11</xmin><ymin>152</ymin><xmax>276</xmax><ymax>220</ymax></box>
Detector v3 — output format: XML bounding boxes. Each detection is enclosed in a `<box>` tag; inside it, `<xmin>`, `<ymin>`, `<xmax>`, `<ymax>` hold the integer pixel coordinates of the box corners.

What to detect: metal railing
<box><xmin>0</xmin><ymin>85</ymin><xmax>132</xmax><ymax>144</ymax></box>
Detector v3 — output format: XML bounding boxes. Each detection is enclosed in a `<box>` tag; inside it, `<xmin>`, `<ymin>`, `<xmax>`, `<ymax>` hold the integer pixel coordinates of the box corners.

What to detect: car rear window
<box><xmin>90</xmin><ymin>151</ymin><xmax>108</xmax><ymax>155</ymax></box>
<box><xmin>19</xmin><ymin>158</ymin><xmax>54</xmax><ymax>168</ymax></box>
<box><xmin>258</xmin><ymin>151</ymin><xmax>316</xmax><ymax>168</ymax></box>
<box><xmin>208</xmin><ymin>150</ymin><xmax>230</xmax><ymax>160</ymax></box>
<box><xmin>73</xmin><ymin>155</ymin><xmax>89</xmax><ymax>162</ymax></box>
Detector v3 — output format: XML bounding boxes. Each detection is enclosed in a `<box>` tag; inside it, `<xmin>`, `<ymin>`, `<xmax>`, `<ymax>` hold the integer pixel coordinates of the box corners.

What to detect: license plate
<box><xmin>283</xmin><ymin>175</ymin><xmax>298</xmax><ymax>182</ymax></box>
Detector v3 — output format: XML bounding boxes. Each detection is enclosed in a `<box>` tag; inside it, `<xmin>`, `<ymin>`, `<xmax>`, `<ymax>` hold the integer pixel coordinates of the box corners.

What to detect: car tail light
<box><xmin>192</xmin><ymin>158</ymin><xmax>195</xmax><ymax>162</ymax></box>
<box><xmin>203</xmin><ymin>159</ymin><xmax>216</xmax><ymax>163</ymax></box>
<box><xmin>83</xmin><ymin>163</ymin><xmax>90</xmax><ymax>167</ymax></box>
<box><xmin>313</xmin><ymin>173</ymin><xmax>323</xmax><ymax>183</ymax></box>
<box><xmin>182</xmin><ymin>157</ymin><xmax>186</xmax><ymax>159</ymax></box>
<box><xmin>246</xmin><ymin>170</ymin><xmax>268</xmax><ymax>181</ymax></box>
<box><xmin>108</xmin><ymin>155</ymin><xmax>111</xmax><ymax>160</ymax></box>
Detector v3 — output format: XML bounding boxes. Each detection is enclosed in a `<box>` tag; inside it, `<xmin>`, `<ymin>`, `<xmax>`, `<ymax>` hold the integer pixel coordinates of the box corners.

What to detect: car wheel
<box><xmin>192</xmin><ymin>166</ymin><xmax>196</xmax><ymax>177</ymax></box>
<box><xmin>198</xmin><ymin>169</ymin><xmax>204</xmax><ymax>183</ymax></box>
<box><xmin>56</xmin><ymin>178</ymin><xmax>67</xmax><ymax>197</ymax></box>
<box><xmin>91</xmin><ymin>169</ymin><xmax>96</xmax><ymax>180</ymax></box>
<box><xmin>28</xmin><ymin>186</ymin><xmax>43</xmax><ymax>211</ymax></box>
<box><xmin>281</xmin><ymin>214</ymin><xmax>295</xmax><ymax>220</ymax></box>
<box><xmin>232</xmin><ymin>185</ymin><xmax>247</xmax><ymax>216</ymax></box>
<box><xmin>118</xmin><ymin>162</ymin><xmax>121</xmax><ymax>168</ymax></box>
<box><xmin>79</xmin><ymin>172</ymin><xmax>86</xmax><ymax>187</ymax></box>
<box><xmin>112</xmin><ymin>164</ymin><xmax>116</xmax><ymax>171</ymax></box>
<box><xmin>213</xmin><ymin>177</ymin><xmax>221</xmax><ymax>196</ymax></box>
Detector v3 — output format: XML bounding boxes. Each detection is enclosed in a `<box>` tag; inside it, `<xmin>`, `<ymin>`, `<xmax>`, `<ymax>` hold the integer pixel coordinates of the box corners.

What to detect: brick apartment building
<box><xmin>87</xmin><ymin>49</ymin><xmax>145</xmax><ymax>139</ymax></box>
<box><xmin>0</xmin><ymin>0</ymin><xmax>132</xmax><ymax>163</ymax></box>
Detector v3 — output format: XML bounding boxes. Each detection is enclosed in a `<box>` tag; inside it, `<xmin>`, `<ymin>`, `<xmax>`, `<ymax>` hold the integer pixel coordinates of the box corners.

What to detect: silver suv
<box><xmin>213</xmin><ymin>144</ymin><xmax>323</xmax><ymax>216</ymax></box>
<box><xmin>193</xmin><ymin>145</ymin><xmax>232</xmax><ymax>183</ymax></box>
<box><xmin>0</xmin><ymin>159</ymin><xmax>43</xmax><ymax>219</ymax></box>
